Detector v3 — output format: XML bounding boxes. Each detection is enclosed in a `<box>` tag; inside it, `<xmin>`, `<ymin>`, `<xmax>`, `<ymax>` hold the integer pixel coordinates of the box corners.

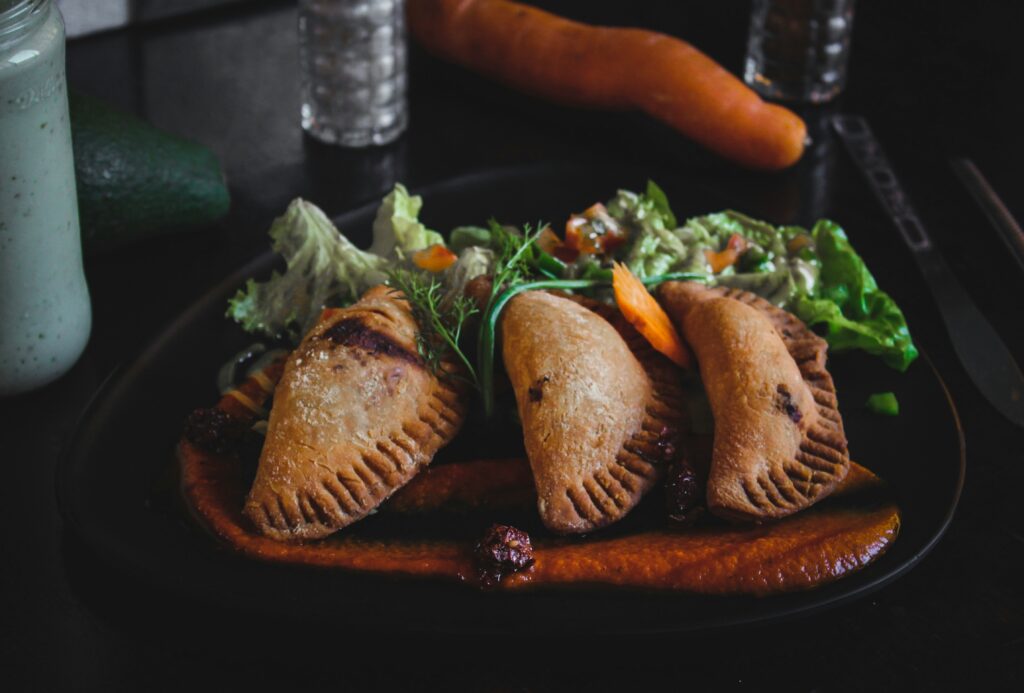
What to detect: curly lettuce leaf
<box><xmin>369</xmin><ymin>183</ymin><xmax>444</xmax><ymax>260</ymax></box>
<box><xmin>793</xmin><ymin>221</ymin><xmax>918</xmax><ymax>371</ymax></box>
<box><xmin>226</xmin><ymin>198</ymin><xmax>387</xmax><ymax>340</ymax></box>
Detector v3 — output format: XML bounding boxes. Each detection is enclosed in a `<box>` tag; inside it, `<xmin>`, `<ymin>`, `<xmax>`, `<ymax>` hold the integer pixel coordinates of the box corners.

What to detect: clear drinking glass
<box><xmin>744</xmin><ymin>0</ymin><xmax>855</xmax><ymax>104</ymax></box>
<box><xmin>298</xmin><ymin>0</ymin><xmax>407</xmax><ymax>147</ymax></box>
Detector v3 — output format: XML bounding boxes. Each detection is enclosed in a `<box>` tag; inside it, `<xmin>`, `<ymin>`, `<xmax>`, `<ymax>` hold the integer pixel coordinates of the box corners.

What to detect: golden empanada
<box><xmin>659</xmin><ymin>282</ymin><xmax>849</xmax><ymax>522</ymax></box>
<box><xmin>501</xmin><ymin>291</ymin><xmax>684</xmax><ymax>534</ymax></box>
<box><xmin>243</xmin><ymin>285</ymin><xmax>466</xmax><ymax>541</ymax></box>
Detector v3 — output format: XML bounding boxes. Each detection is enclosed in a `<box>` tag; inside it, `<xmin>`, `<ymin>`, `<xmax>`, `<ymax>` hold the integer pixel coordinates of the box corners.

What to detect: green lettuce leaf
<box><xmin>226</xmin><ymin>198</ymin><xmax>387</xmax><ymax>340</ymax></box>
<box><xmin>369</xmin><ymin>183</ymin><xmax>444</xmax><ymax>260</ymax></box>
<box><xmin>793</xmin><ymin>221</ymin><xmax>918</xmax><ymax>371</ymax></box>
<box><xmin>613</xmin><ymin>190</ymin><xmax>918</xmax><ymax>369</ymax></box>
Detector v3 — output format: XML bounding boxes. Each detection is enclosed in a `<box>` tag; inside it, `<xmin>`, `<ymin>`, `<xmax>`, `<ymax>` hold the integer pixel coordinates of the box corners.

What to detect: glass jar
<box><xmin>744</xmin><ymin>0</ymin><xmax>856</xmax><ymax>104</ymax></box>
<box><xmin>298</xmin><ymin>0</ymin><xmax>408</xmax><ymax>147</ymax></box>
<box><xmin>0</xmin><ymin>0</ymin><xmax>91</xmax><ymax>396</ymax></box>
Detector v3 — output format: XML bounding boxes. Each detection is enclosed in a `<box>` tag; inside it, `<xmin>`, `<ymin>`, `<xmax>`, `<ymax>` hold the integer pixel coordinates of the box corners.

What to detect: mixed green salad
<box><xmin>227</xmin><ymin>182</ymin><xmax>917</xmax><ymax>413</ymax></box>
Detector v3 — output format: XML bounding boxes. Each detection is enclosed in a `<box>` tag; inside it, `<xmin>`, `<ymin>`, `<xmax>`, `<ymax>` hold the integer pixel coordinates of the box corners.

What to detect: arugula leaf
<box><xmin>226</xmin><ymin>198</ymin><xmax>386</xmax><ymax>340</ymax></box>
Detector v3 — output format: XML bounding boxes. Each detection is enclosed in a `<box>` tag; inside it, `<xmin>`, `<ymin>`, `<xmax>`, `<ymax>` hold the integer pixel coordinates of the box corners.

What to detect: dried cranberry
<box><xmin>183</xmin><ymin>407</ymin><xmax>245</xmax><ymax>454</ymax></box>
<box><xmin>665</xmin><ymin>459</ymin><xmax>703</xmax><ymax>525</ymax></box>
<box><xmin>654</xmin><ymin>425</ymin><xmax>678</xmax><ymax>462</ymax></box>
<box><xmin>528</xmin><ymin>375</ymin><xmax>550</xmax><ymax>403</ymax></box>
<box><xmin>474</xmin><ymin>523</ymin><xmax>535</xmax><ymax>588</ymax></box>
<box><xmin>775</xmin><ymin>384</ymin><xmax>802</xmax><ymax>423</ymax></box>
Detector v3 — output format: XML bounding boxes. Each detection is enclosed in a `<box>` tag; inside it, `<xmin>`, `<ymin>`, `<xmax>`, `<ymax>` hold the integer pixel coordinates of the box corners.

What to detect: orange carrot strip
<box><xmin>704</xmin><ymin>233</ymin><xmax>747</xmax><ymax>273</ymax></box>
<box><xmin>704</xmin><ymin>247</ymin><xmax>739</xmax><ymax>273</ymax></box>
<box><xmin>407</xmin><ymin>0</ymin><xmax>807</xmax><ymax>170</ymax></box>
<box><xmin>612</xmin><ymin>262</ymin><xmax>691</xmax><ymax>369</ymax></box>
<box><xmin>412</xmin><ymin>244</ymin><xmax>459</xmax><ymax>272</ymax></box>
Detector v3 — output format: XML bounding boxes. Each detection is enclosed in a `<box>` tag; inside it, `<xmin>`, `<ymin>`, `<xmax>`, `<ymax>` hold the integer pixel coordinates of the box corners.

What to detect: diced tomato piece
<box><xmin>726</xmin><ymin>233</ymin><xmax>748</xmax><ymax>253</ymax></box>
<box><xmin>552</xmin><ymin>245</ymin><xmax>580</xmax><ymax>263</ymax></box>
<box><xmin>787</xmin><ymin>234</ymin><xmax>811</xmax><ymax>253</ymax></box>
<box><xmin>594</xmin><ymin>221</ymin><xmax>629</xmax><ymax>253</ymax></box>
<box><xmin>564</xmin><ymin>217</ymin><xmax>595</xmax><ymax>254</ymax></box>
<box><xmin>536</xmin><ymin>227</ymin><xmax>562</xmax><ymax>255</ymax></box>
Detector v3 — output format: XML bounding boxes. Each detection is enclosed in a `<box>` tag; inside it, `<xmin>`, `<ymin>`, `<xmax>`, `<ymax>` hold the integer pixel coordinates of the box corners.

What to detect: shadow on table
<box><xmin>60</xmin><ymin>524</ymin><xmax>1017</xmax><ymax>691</ymax></box>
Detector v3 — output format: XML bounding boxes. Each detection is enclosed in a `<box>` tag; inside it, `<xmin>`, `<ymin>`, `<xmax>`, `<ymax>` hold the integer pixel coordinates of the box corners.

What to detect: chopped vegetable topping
<box><xmin>612</xmin><ymin>262</ymin><xmax>691</xmax><ymax>369</ymax></box>
<box><xmin>565</xmin><ymin>202</ymin><xmax>628</xmax><ymax>256</ymax></box>
<box><xmin>704</xmin><ymin>233</ymin><xmax>749</xmax><ymax>273</ymax></box>
<box><xmin>412</xmin><ymin>244</ymin><xmax>459</xmax><ymax>272</ymax></box>
<box><xmin>228</xmin><ymin>179</ymin><xmax>917</xmax><ymax>421</ymax></box>
<box><xmin>866</xmin><ymin>392</ymin><xmax>900</xmax><ymax>416</ymax></box>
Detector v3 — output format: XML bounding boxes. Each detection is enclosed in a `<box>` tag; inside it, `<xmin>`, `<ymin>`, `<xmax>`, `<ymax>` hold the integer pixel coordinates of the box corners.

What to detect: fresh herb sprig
<box><xmin>393</xmin><ymin>222</ymin><xmax>707</xmax><ymax>418</ymax></box>
<box><xmin>387</xmin><ymin>268</ymin><xmax>479</xmax><ymax>386</ymax></box>
<box><xmin>475</xmin><ymin>269</ymin><xmax>709</xmax><ymax>416</ymax></box>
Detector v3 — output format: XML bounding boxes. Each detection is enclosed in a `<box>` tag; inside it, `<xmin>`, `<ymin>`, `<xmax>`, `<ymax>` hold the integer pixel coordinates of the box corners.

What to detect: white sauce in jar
<box><xmin>0</xmin><ymin>0</ymin><xmax>90</xmax><ymax>395</ymax></box>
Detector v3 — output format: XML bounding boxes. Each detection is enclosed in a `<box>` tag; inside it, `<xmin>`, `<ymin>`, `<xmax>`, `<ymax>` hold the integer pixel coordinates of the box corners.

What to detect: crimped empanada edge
<box><xmin>549</xmin><ymin>298</ymin><xmax>687</xmax><ymax>533</ymax></box>
<box><xmin>704</xmin><ymin>286</ymin><xmax>850</xmax><ymax>522</ymax></box>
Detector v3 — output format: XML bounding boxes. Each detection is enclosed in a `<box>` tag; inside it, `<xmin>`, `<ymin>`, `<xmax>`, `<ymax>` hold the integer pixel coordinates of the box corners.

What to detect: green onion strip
<box><xmin>477</xmin><ymin>272</ymin><xmax>708</xmax><ymax>417</ymax></box>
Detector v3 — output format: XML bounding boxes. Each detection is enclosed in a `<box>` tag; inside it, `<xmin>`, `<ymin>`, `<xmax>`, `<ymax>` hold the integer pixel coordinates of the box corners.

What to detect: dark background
<box><xmin>3</xmin><ymin>0</ymin><xmax>1023</xmax><ymax>689</ymax></box>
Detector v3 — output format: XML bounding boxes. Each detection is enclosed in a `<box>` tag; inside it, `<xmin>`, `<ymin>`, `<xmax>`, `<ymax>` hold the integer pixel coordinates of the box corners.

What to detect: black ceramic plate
<box><xmin>56</xmin><ymin>164</ymin><xmax>964</xmax><ymax>634</ymax></box>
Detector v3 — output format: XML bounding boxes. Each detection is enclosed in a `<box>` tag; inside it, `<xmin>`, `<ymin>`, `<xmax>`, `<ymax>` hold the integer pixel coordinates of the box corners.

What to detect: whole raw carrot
<box><xmin>407</xmin><ymin>0</ymin><xmax>807</xmax><ymax>170</ymax></box>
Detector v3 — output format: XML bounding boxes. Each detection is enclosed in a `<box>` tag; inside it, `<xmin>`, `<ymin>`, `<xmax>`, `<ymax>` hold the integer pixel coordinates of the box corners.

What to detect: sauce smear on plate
<box><xmin>178</xmin><ymin>360</ymin><xmax>899</xmax><ymax>594</ymax></box>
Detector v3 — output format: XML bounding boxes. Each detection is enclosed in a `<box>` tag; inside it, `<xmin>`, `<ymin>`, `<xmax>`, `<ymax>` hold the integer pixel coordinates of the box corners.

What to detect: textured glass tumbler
<box><xmin>744</xmin><ymin>0</ymin><xmax>855</xmax><ymax>104</ymax></box>
<box><xmin>299</xmin><ymin>0</ymin><xmax>407</xmax><ymax>146</ymax></box>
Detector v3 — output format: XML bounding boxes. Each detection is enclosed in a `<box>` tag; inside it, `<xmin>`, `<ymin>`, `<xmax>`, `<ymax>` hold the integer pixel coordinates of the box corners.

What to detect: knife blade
<box><xmin>832</xmin><ymin>114</ymin><xmax>1024</xmax><ymax>429</ymax></box>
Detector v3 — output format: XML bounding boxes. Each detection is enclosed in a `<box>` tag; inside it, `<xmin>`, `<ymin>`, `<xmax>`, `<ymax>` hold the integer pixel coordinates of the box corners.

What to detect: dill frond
<box><xmin>387</xmin><ymin>268</ymin><xmax>479</xmax><ymax>387</ymax></box>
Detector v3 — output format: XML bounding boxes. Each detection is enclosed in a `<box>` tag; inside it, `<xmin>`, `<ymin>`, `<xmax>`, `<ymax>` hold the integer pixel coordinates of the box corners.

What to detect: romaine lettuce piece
<box><xmin>226</xmin><ymin>198</ymin><xmax>387</xmax><ymax>340</ymax></box>
<box><xmin>369</xmin><ymin>183</ymin><xmax>444</xmax><ymax>260</ymax></box>
<box><xmin>792</xmin><ymin>221</ymin><xmax>918</xmax><ymax>371</ymax></box>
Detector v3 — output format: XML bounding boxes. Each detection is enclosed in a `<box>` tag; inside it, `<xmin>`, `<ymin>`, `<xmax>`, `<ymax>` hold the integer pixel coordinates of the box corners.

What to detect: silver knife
<box><xmin>832</xmin><ymin>114</ymin><xmax>1024</xmax><ymax>429</ymax></box>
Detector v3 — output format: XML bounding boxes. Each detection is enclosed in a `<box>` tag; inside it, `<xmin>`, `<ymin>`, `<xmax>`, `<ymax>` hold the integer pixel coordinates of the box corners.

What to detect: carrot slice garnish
<box><xmin>704</xmin><ymin>233</ymin><xmax>748</xmax><ymax>273</ymax></box>
<box><xmin>611</xmin><ymin>262</ymin><xmax>691</xmax><ymax>369</ymax></box>
<box><xmin>412</xmin><ymin>244</ymin><xmax>459</xmax><ymax>272</ymax></box>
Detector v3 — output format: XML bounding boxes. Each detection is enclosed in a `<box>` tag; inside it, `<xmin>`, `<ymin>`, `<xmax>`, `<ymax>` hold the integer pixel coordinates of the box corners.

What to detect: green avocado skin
<box><xmin>70</xmin><ymin>92</ymin><xmax>231</xmax><ymax>253</ymax></box>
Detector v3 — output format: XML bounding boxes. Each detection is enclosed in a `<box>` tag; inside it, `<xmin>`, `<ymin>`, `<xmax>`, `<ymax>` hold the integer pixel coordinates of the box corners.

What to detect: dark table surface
<box><xmin>3</xmin><ymin>0</ymin><xmax>1023</xmax><ymax>689</ymax></box>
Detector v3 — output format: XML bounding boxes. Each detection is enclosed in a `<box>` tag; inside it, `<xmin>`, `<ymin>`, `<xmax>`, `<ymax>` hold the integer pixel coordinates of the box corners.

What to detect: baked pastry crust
<box><xmin>243</xmin><ymin>285</ymin><xmax>466</xmax><ymax>541</ymax></box>
<box><xmin>501</xmin><ymin>291</ymin><xmax>684</xmax><ymax>534</ymax></box>
<box><xmin>659</xmin><ymin>282</ymin><xmax>849</xmax><ymax>522</ymax></box>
